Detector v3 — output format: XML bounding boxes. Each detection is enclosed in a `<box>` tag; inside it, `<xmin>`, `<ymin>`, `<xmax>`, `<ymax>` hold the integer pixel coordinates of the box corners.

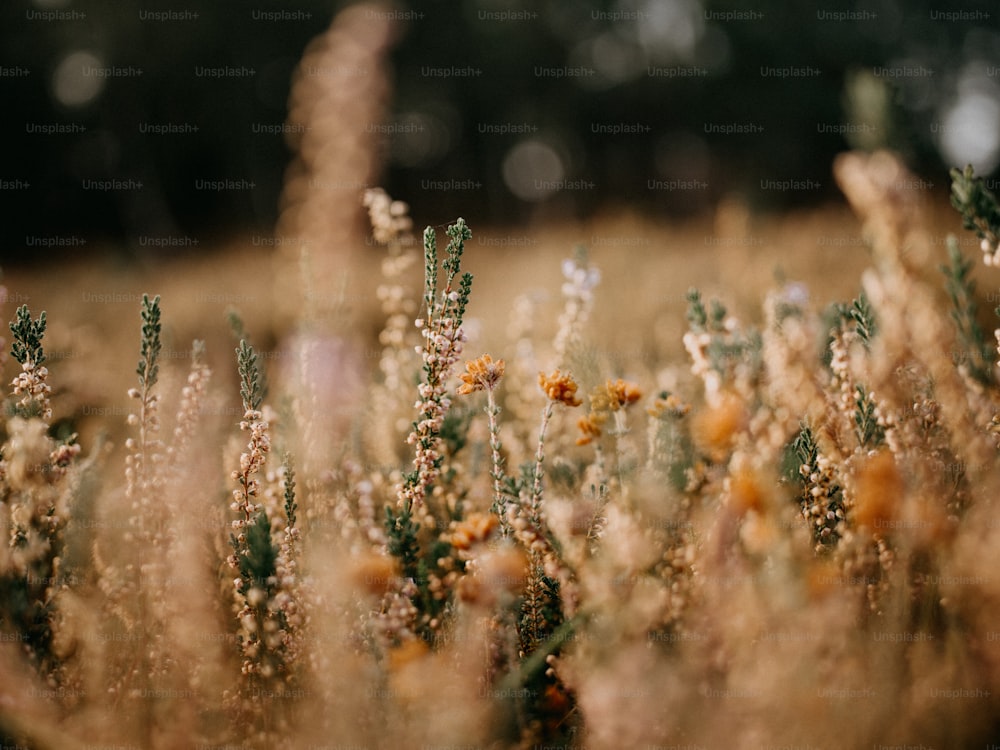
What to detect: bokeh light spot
<box><xmin>502</xmin><ymin>139</ymin><xmax>566</xmax><ymax>202</ymax></box>
<box><xmin>937</xmin><ymin>73</ymin><xmax>1000</xmax><ymax>174</ymax></box>
<box><xmin>52</xmin><ymin>50</ymin><xmax>105</xmax><ymax>108</ymax></box>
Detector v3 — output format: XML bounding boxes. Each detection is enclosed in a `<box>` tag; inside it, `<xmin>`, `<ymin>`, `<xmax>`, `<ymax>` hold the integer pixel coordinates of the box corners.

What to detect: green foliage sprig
<box><xmin>849</xmin><ymin>292</ymin><xmax>877</xmax><ymax>348</ymax></box>
<box><xmin>950</xmin><ymin>164</ymin><xmax>1000</xmax><ymax>248</ymax></box>
<box><xmin>283</xmin><ymin>453</ymin><xmax>297</xmax><ymax>530</ymax></box>
<box><xmin>232</xmin><ymin>510</ymin><xmax>278</xmax><ymax>590</ymax></box>
<box><xmin>136</xmin><ymin>294</ymin><xmax>161</xmax><ymax>390</ymax></box>
<box><xmin>941</xmin><ymin>238</ymin><xmax>994</xmax><ymax>385</ymax></box>
<box><xmin>9</xmin><ymin>305</ymin><xmax>46</xmax><ymax>368</ymax></box>
<box><xmin>685</xmin><ymin>287</ymin><xmax>762</xmax><ymax>379</ymax></box>
<box><xmin>791</xmin><ymin>425</ymin><xmax>845</xmax><ymax>551</ymax></box>
<box><xmin>854</xmin><ymin>385</ymin><xmax>885</xmax><ymax>449</ymax></box>
<box><xmin>236</xmin><ymin>339</ymin><xmax>264</xmax><ymax>413</ymax></box>
<box><xmin>685</xmin><ymin>288</ymin><xmax>709</xmax><ymax>331</ymax></box>
<box><xmin>8</xmin><ymin>305</ymin><xmax>52</xmax><ymax>420</ymax></box>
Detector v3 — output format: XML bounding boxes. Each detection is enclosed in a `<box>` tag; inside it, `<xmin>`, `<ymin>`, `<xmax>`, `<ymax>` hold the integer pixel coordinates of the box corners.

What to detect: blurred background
<box><xmin>1</xmin><ymin>0</ymin><xmax>999</xmax><ymax>262</ymax></box>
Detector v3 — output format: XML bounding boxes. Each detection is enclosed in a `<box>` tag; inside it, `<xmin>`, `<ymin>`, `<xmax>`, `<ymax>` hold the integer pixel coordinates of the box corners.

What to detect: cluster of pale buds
<box><xmin>363</xmin><ymin>188</ymin><xmax>413</xmax><ymax>244</ymax></box>
<box><xmin>11</xmin><ymin>361</ymin><xmax>52</xmax><ymax>420</ymax></box>
<box><xmin>981</xmin><ymin>236</ymin><xmax>1000</xmax><ymax>266</ymax></box>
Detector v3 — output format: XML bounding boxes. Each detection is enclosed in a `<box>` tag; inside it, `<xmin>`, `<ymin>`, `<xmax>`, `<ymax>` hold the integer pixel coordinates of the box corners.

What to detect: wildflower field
<box><xmin>6</xmin><ymin>5</ymin><xmax>1000</xmax><ymax>750</ymax></box>
<box><xmin>4</xmin><ymin>150</ymin><xmax>1000</xmax><ymax>749</ymax></box>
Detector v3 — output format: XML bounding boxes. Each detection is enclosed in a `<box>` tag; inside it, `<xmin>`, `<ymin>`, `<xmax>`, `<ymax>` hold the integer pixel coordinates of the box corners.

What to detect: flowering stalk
<box><xmin>1</xmin><ymin>306</ymin><xmax>79</xmax><ymax>688</ymax></box>
<box><xmin>115</xmin><ymin>294</ymin><xmax>165</xmax><ymax>739</ymax></box>
<box><xmin>397</xmin><ymin>219</ymin><xmax>474</xmax><ymax>512</ymax></box>
<box><xmin>273</xmin><ymin>453</ymin><xmax>303</xmax><ymax>671</ymax></box>
<box><xmin>949</xmin><ymin>164</ymin><xmax>1000</xmax><ymax>266</ymax></box>
<box><xmin>224</xmin><ymin>342</ymin><xmax>299</xmax><ymax>742</ymax></box>
<box><xmin>553</xmin><ymin>249</ymin><xmax>600</xmax><ymax>366</ymax></box>
<box><xmin>577</xmin><ymin>379</ymin><xmax>641</xmax><ymax>498</ymax></box>
<box><xmin>646</xmin><ymin>392</ymin><xmax>691</xmax><ymax>484</ymax></box>
<box><xmin>126</xmin><ymin>294</ymin><xmax>163</xmax><ymax>520</ymax></box>
<box><xmin>683</xmin><ymin>288</ymin><xmax>761</xmax><ymax>402</ymax></box>
<box><xmin>533</xmin><ymin>371</ymin><xmax>582</xmax><ymax>523</ymax></box>
<box><xmin>165</xmin><ymin>339</ymin><xmax>211</xmax><ymax>464</ymax></box>
<box><xmin>226</xmin><ymin>339</ymin><xmax>288</xmax><ymax>732</ymax></box>
<box><xmin>364</xmin><ymin>188</ymin><xmax>418</xmax><ymax>396</ymax></box>
<box><xmin>792</xmin><ymin>424</ymin><xmax>845</xmax><ymax>552</ymax></box>
<box><xmin>9</xmin><ymin>305</ymin><xmax>51</xmax><ymax>421</ymax></box>
<box><xmin>941</xmin><ymin>239</ymin><xmax>995</xmax><ymax>385</ymax></box>
<box><xmin>458</xmin><ymin>354</ymin><xmax>507</xmax><ymax>526</ymax></box>
<box><xmin>511</xmin><ymin>371</ymin><xmax>582</xmax><ymax>667</ymax></box>
<box><xmin>231</xmin><ymin>340</ymin><xmax>268</xmax><ymax>532</ymax></box>
<box><xmin>382</xmin><ymin>221</ymin><xmax>474</xmax><ymax>647</ymax></box>
<box><xmin>364</xmin><ymin>186</ymin><xmax>414</xmax><ymax>246</ymax></box>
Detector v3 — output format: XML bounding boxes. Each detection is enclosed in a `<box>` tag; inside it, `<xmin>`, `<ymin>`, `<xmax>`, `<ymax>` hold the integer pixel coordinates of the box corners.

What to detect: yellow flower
<box><xmin>457</xmin><ymin>354</ymin><xmax>505</xmax><ymax>395</ymax></box>
<box><xmin>538</xmin><ymin>369</ymin><xmax>582</xmax><ymax>407</ymax></box>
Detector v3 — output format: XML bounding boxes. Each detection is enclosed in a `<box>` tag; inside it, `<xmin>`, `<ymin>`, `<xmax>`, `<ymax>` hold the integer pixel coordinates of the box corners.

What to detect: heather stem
<box><xmin>530</xmin><ymin>401</ymin><xmax>555</xmax><ymax>526</ymax></box>
<box><xmin>485</xmin><ymin>386</ymin><xmax>508</xmax><ymax>534</ymax></box>
<box><xmin>612</xmin><ymin>408</ymin><xmax>630</xmax><ymax>501</ymax></box>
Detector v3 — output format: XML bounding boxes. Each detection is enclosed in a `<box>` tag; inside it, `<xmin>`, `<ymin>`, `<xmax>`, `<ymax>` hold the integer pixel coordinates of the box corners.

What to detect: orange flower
<box><xmin>574</xmin><ymin>378</ymin><xmax>641</xmax><ymax>445</ymax></box>
<box><xmin>450</xmin><ymin>511</ymin><xmax>498</xmax><ymax>550</ymax></box>
<box><xmin>853</xmin><ymin>449</ymin><xmax>902</xmax><ymax>531</ymax></box>
<box><xmin>691</xmin><ymin>391</ymin><xmax>747</xmax><ymax>463</ymax></box>
<box><xmin>387</xmin><ymin>639</ymin><xmax>429</xmax><ymax>672</ymax></box>
<box><xmin>576</xmin><ymin>413</ymin><xmax>605</xmax><ymax>445</ymax></box>
<box><xmin>538</xmin><ymin>370</ymin><xmax>582</xmax><ymax>407</ymax></box>
<box><xmin>458</xmin><ymin>545</ymin><xmax>527</xmax><ymax>605</ymax></box>
<box><xmin>648</xmin><ymin>391</ymin><xmax>690</xmax><ymax>418</ymax></box>
<box><xmin>727</xmin><ymin>469</ymin><xmax>767</xmax><ymax>515</ymax></box>
<box><xmin>349</xmin><ymin>552</ymin><xmax>399</xmax><ymax>596</ymax></box>
<box><xmin>605</xmin><ymin>378</ymin><xmax>642</xmax><ymax>409</ymax></box>
<box><xmin>457</xmin><ymin>354</ymin><xmax>505</xmax><ymax>395</ymax></box>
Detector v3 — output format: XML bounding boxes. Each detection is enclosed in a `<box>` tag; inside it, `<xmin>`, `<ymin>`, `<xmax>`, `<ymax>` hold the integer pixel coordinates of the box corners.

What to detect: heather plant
<box><xmin>363</xmin><ymin>188</ymin><xmax>420</xmax><ymax>467</ymax></box>
<box><xmin>380</xmin><ymin>218</ymin><xmax>474</xmax><ymax>647</ymax></box>
<box><xmin>225</xmin><ymin>338</ymin><xmax>305</xmax><ymax>745</ymax></box>
<box><xmin>950</xmin><ymin>163</ymin><xmax>1000</xmax><ymax>266</ymax></box>
<box><xmin>0</xmin><ymin>301</ymin><xmax>85</xmax><ymax>698</ymax></box>
<box><xmin>89</xmin><ymin>296</ymin><xmax>223</xmax><ymax>747</ymax></box>
<box><xmin>121</xmin><ymin>293</ymin><xmax>167</xmax><ymax>738</ymax></box>
<box><xmin>942</xmin><ymin>238</ymin><xmax>995</xmax><ymax>385</ymax></box>
<box><xmin>9</xmin><ymin>305</ymin><xmax>51</xmax><ymax>421</ymax></box>
<box><xmin>125</xmin><ymin>294</ymin><xmax>163</xmax><ymax>601</ymax></box>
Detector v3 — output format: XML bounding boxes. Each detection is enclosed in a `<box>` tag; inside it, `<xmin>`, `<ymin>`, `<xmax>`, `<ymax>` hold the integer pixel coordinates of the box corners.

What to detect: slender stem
<box><xmin>586</xmin><ymin>446</ymin><xmax>608</xmax><ymax>546</ymax></box>
<box><xmin>485</xmin><ymin>387</ymin><xmax>508</xmax><ymax>534</ymax></box>
<box><xmin>530</xmin><ymin>401</ymin><xmax>555</xmax><ymax>526</ymax></box>
<box><xmin>592</xmin><ymin>443</ymin><xmax>606</xmax><ymax>490</ymax></box>
<box><xmin>612</xmin><ymin>409</ymin><xmax>629</xmax><ymax>501</ymax></box>
<box><xmin>521</xmin><ymin>550</ymin><xmax>544</xmax><ymax>656</ymax></box>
